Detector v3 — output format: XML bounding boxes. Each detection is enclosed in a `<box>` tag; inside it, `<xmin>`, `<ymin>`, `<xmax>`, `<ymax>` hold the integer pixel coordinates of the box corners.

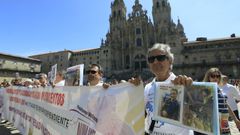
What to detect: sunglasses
<box><xmin>210</xmin><ymin>74</ymin><xmax>221</xmax><ymax>78</ymax></box>
<box><xmin>148</xmin><ymin>55</ymin><xmax>168</xmax><ymax>63</ymax></box>
<box><xmin>86</xmin><ymin>70</ymin><xmax>98</xmax><ymax>74</ymax></box>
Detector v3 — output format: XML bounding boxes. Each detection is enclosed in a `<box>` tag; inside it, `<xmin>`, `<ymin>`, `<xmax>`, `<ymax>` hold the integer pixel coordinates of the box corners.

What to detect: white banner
<box><xmin>0</xmin><ymin>83</ymin><xmax>144</xmax><ymax>135</ymax></box>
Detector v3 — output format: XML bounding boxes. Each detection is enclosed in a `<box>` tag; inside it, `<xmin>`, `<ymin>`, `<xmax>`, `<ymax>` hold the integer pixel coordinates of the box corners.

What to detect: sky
<box><xmin>0</xmin><ymin>0</ymin><xmax>239</xmax><ymax>57</ymax></box>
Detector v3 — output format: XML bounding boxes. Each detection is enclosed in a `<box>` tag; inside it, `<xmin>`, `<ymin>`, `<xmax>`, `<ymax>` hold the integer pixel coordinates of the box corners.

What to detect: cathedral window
<box><xmin>136</xmin><ymin>28</ymin><xmax>141</xmax><ymax>35</ymax></box>
<box><xmin>134</xmin><ymin>54</ymin><xmax>146</xmax><ymax>70</ymax></box>
<box><xmin>135</xmin><ymin>62</ymin><xmax>140</xmax><ymax>70</ymax></box>
<box><xmin>202</xmin><ymin>60</ymin><xmax>206</xmax><ymax>64</ymax></box>
<box><xmin>162</xmin><ymin>1</ymin><xmax>166</xmax><ymax>7</ymax></box>
<box><xmin>126</xmin><ymin>55</ymin><xmax>130</xmax><ymax>65</ymax></box>
<box><xmin>156</xmin><ymin>2</ymin><xmax>160</xmax><ymax>8</ymax></box>
<box><xmin>113</xmin><ymin>11</ymin><xmax>116</xmax><ymax>17</ymax></box>
<box><xmin>136</xmin><ymin>38</ymin><xmax>142</xmax><ymax>46</ymax></box>
<box><xmin>141</xmin><ymin>61</ymin><xmax>147</xmax><ymax>68</ymax></box>
<box><xmin>125</xmin><ymin>42</ymin><xmax>129</xmax><ymax>48</ymax></box>
<box><xmin>118</xmin><ymin>10</ymin><xmax>121</xmax><ymax>16</ymax></box>
<box><xmin>193</xmin><ymin>57</ymin><xmax>197</xmax><ymax>61</ymax></box>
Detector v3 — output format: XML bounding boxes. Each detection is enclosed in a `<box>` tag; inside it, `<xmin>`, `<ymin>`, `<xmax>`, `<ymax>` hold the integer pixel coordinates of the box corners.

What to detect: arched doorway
<box><xmin>134</xmin><ymin>54</ymin><xmax>147</xmax><ymax>71</ymax></box>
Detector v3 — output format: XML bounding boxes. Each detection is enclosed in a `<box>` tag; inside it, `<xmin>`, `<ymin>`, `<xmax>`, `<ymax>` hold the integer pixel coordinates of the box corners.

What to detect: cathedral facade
<box><xmin>100</xmin><ymin>0</ymin><xmax>186</xmax><ymax>79</ymax></box>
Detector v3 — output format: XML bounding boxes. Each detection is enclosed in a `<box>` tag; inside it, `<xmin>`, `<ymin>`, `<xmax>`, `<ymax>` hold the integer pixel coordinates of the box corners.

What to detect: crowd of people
<box><xmin>0</xmin><ymin>73</ymin><xmax>52</xmax><ymax>88</ymax></box>
<box><xmin>0</xmin><ymin>43</ymin><xmax>240</xmax><ymax>135</ymax></box>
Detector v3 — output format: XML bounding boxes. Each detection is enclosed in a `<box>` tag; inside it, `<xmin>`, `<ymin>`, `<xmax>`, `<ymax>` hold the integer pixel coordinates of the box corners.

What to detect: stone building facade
<box><xmin>29</xmin><ymin>0</ymin><xmax>240</xmax><ymax>81</ymax></box>
<box><xmin>175</xmin><ymin>36</ymin><xmax>240</xmax><ymax>80</ymax></box>
<box><xmin>30</xmin><ymin>50</ymin><xmax>72</xmax><ymax>73</ymax></box>
<box><xmin>0</xmin><ymin>52</ymin><xmax>41</xmax><ymax>81</ymax></box>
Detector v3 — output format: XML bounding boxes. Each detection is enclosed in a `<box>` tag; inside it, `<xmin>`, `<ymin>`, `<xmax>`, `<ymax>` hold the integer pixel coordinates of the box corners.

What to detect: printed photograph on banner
<box><xmin>183</xmin><ymin>83</ymin><xmax>215</xmax><ymax>134</ymax></box>
<box><xmin>154</xmin><ymin>83</ymin><xmax>184</xmax><ymax>123</ymax></box>
<box><xmin>65</xmin><ymin>64</ymin><xmax>84</xmax><ymax>86</ymax></box>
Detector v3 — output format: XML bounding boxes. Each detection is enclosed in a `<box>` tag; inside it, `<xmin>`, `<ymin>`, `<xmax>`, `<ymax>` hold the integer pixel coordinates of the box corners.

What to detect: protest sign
<box><xmin>153</xmin><ymin>82</ymin><xmax>219</xmax><ymax>135</ymax></box>
<box><xmin>65</xmin><ymin>64</ymin><xmax>84</xmax><ymax>86</ymax></box>
<box><xmin>50</xmin><ymin>64</ymin><xmax>57</xmax><ymax>83</ymax></box>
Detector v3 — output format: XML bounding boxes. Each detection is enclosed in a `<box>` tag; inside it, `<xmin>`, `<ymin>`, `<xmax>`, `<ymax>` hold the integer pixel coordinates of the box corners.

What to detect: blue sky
<box><xmin>0</xmin><ymin>0</ymin><xmax>239</xmax><ymax>57</ymax></box>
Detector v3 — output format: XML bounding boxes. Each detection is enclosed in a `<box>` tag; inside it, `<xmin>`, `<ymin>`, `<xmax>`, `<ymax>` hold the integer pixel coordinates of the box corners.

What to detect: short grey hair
<box><xmin>148</xmin><ymin>43</ymin><xmax>174</xmax><ymax>70</ymax></box>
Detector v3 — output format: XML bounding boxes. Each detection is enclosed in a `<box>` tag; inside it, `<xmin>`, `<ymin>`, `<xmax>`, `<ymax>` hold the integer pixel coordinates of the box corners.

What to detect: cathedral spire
<box><xmin>109</xmin><ymin>0</ymin><xmax>126</xmax><ymax>38</ymax></box>
<box><xmin>152</xmin><ymin>0</ymin><xmax>171</xmax><ymax>26</ymax></box>
<box><xmin>131</xmin><ymin>0</ymin><xmax>145</xmax><ymax>17</ymax></box>
<box><xmin>110</xmin><ymin>0</ymin><xmax>126</xmax><ymax>21</ymax></box>
<box><xmin>135</xmin><ymin>0</ymin><xmax>140</xmax><ymax>5</ymax></box>
<box><xmin>177</xmin><ymin>17</ymin><xmax>185</xmax><ymax>37</ymax></box>
<box><xmin>112</xmin><ymin>0</ymin><xmax>124</xmax><ymax>6</ymax></box>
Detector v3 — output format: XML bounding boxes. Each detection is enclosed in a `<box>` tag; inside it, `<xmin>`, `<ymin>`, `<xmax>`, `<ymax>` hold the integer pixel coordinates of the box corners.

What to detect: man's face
<box><xmin>39</xmin><ymin>76</ymin><xmax>47</xmax><ymax>84</ymax></box>
<box><xmin>170</xmin><ymin>90</ymin><xmax>177</xmax><ymax>99</ymax></box>
<box><xmin>87</xmin><ymin>66</ymin><xmax>102</xmax><ymax>83</ymax></box>
<box><xmin>148</xmin><ymin>49</ymin><xmax>171</xmax><ymax>77</ymax></box>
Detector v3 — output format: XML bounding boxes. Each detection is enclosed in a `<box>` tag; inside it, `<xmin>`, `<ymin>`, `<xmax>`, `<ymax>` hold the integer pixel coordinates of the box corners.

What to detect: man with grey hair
<box><xmin>145</xmin><ymin>43</ymin><xmax>193</xmax><ymax>135</ymax></box>
<box><xmin>39</xmin><ymin>73</ymin><xmax>48</xmax><ymax>87</ymax></box>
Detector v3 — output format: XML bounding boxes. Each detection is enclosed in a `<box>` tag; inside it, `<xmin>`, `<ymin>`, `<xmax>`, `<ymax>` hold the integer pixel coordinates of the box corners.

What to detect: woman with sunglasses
<box><xmin>194</xmin><ymin>68</ymin><xmax>240</xmax><ymax>135</ymax></box>
<box><xmin>145</xmin><ymin>43</ymin><xmax>193</xmax><ymax>135</ymax></box>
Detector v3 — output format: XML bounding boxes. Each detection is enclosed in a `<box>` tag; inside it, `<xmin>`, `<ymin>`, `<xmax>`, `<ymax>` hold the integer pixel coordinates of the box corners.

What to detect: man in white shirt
<box><xmin>145</xmin><ymin>43</ymin><xmax>193</xmax><ymax>135</ymax></box>
<box><xmin>219</xmin><ymin>75</ymin><xmax>240</xmax><ymax>120</ymax></box>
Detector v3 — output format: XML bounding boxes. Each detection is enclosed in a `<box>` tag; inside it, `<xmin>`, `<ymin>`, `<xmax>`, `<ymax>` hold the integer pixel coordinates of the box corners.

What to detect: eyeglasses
<box><xmin>86</xmin><ymin>70</ymin><xmax>98</xmax><ymax>74</ymax></box>
<box><xmin>148</xmin><ymin>55</ymin><xmax>168</xmax><ymax>63</ymax></box>
<box><xmin>210</xmin><ymin>74</ymin><xmax>221</xmax><ymax>78</ymax></box>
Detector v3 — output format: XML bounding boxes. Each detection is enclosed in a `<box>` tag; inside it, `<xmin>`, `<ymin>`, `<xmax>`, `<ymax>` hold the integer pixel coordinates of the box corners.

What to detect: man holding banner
<box><xmin>144</xmin><ymin>43</ymin><xmax>193</xmax><ymax>135</ymax></box>
<box><xmin>86</xmin><ymin>64</ymin><xmax>112</xmax><ymax>89</ymax></box>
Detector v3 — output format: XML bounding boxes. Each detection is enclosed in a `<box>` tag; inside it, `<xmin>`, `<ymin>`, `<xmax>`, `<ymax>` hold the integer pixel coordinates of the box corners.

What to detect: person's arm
<box><xmin>227</xmin><ymin>104</ymin><xmax>240</xmax><ymax>129</ymax></box>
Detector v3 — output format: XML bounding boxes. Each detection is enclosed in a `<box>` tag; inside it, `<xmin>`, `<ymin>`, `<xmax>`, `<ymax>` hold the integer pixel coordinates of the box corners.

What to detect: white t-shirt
<box><xmin>219</xmin><ymin>83</ymin><xmax>240</xmax><ymax>111</ymax></box>
<box><xmin>87</xmin><ymin>81</ymin><xmax>103</xmax><ymax>86</ymax></box>
<box><xmin>144</xmin><ymin>72</ymin><xmax>193</xmax><ymax>135</ymax></box>
<box><xmin>55</xmin><ymin>80</ymin><xmax>65</xmax><ymax>86</ymax></box>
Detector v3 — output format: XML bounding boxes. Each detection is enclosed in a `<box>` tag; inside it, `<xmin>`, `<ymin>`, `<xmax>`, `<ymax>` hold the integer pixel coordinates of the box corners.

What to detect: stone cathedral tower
<box><xmin>101</xmin><ymin>0</ymin><xmax>186</xmax><ymax>79</ymax></box>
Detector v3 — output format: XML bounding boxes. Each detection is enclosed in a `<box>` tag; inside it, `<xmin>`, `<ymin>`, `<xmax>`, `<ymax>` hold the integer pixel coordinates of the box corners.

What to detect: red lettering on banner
<box><xmin>6</xmin><ymin>88</ymin><xmax>64</xmax><ymax>106</ymax></box>
<box><xmin>41</xmin><ymin>92</ymin><xmax>65</xmax><ymax>106</ymax></box>
<box><xmin>9</xmin><ymin>96</ymin><xmax>25</xmax><ymax>105</ymax></box>
<box><xmin>6</xmin><ymin>89</ymin><xmax>41</xmax><ymax>100</ymax></box>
